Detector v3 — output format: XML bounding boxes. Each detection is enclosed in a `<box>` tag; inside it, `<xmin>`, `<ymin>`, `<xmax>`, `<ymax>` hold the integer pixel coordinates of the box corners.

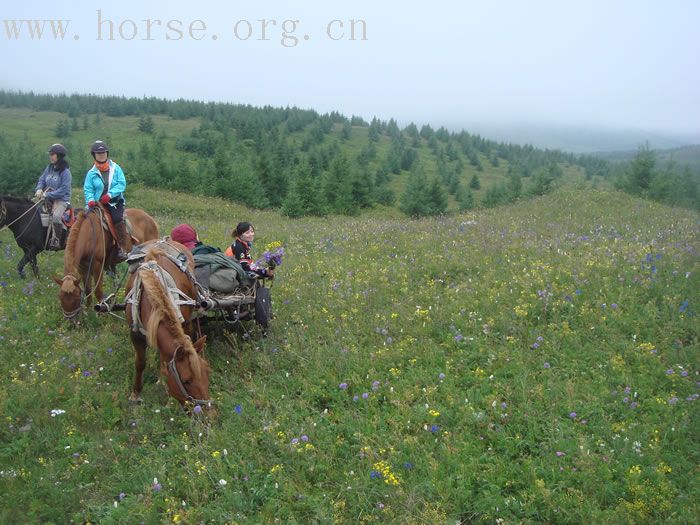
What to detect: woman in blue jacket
<box><xmin>83</xmin><ymin>140</ymin><xmax>129</xmax><ymax>262</ymax></box>
<box><xmin>35</xmin><ymin>143</ymin><xmax>71</xmax><ymax>250</ymax></box>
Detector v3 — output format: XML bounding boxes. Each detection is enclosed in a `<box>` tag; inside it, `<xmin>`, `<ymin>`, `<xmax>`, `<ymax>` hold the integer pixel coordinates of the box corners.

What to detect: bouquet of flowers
<box><xmin>256</xmin><ymin>241</ymin><xmax>285</xmax><ymax>270</ymax></box>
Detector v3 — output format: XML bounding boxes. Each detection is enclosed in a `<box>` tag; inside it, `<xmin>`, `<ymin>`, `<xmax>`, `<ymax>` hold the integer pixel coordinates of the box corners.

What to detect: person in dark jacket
<box><xmin>226</xmin><ymin>222</ymin><xmax>273</xmax><ymax>278</ymax></box>
<box><xmin>35</xmin><ymin>143</ymin><xmax>71</xmax><ymax>250</ymax></box>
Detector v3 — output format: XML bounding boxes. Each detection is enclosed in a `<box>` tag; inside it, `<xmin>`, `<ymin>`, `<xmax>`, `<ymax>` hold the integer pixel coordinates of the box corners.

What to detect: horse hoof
<box><xmin>128</xmin><ymin>396</ymin><xmax>144</xmax><ymax>406</ymax></box>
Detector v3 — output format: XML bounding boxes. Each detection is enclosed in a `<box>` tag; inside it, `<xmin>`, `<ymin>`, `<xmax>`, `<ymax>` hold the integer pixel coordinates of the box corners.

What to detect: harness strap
<box><xmin>126</xmin><ymin>261</ymin><xmax>197</xmax><ymax>336</ymax></box>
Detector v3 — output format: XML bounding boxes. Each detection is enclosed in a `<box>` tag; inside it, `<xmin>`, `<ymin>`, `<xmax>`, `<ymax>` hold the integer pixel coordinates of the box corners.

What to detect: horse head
<box><xmin>52</xmin><ymin>274</ymin><xmax>82</xmax><ymax>320</ymax></box>
<box><xmin>162</xmin><ymin>335</ymin><xmax>211</xmax><ymax>411</ymax></box>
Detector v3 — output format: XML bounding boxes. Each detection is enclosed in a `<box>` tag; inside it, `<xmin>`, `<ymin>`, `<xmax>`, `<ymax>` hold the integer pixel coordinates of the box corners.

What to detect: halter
<box><xmin>59</xmin><ymin>274</ymin><xmax>83</xmax><ymax>320</ymax></box>
<box><xmin>167</xmin><ymin>345</ymin><xmax>212</xmax><ymax>408</ymax></box>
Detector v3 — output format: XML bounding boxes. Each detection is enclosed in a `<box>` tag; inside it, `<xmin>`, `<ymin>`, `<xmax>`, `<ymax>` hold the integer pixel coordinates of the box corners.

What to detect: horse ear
<box><xmin>51</xmin><ymin>275</ymin><xmax>63</xmax><ymax>286</ymax></box>
<box><xmin>193</xmin><ymin>335</ymin><xmax>207</xmax><ymax>354</ymax></box>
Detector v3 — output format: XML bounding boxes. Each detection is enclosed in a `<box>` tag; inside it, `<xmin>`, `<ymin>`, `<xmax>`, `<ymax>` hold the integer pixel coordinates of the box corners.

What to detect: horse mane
<box><xmin>0</xmin><ymin>195</ymin><xmax>33</xmax><ymax>206</ymax></box>
<box><xmin>140</xmin><ymin>250</ymin><xmax>201</xmax><ymax>380</ymax></box>
<box><xmin>63</xmin><ymin>211</ymin><xmax>87</xmax><ymax>273</ymax></box>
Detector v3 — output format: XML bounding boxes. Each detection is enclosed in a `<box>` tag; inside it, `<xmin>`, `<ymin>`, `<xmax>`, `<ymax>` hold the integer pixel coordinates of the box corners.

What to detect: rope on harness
<box><xmin>126</xmin><ymin>260</ymin><xmax>197</xmax><ymax>336</ymax></box>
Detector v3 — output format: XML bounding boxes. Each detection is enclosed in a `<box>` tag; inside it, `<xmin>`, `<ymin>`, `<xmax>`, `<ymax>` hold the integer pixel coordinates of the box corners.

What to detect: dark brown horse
<box><xmin>125</xmin><ymin>240</ymin><xmax>211</xmax><ymax>410</ymax></box>
<box><xmin>53</xmin><ymin>205</ymin><xmax>159</xmax><ymax>319</ymax></box>
<box><xmin>0</xmin><ymin>195</ymin><xmax>52</xmax><ymax>278</ymax></box>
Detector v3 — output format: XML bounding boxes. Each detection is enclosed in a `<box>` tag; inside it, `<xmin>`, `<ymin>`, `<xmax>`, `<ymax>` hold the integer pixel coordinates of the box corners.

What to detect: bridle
<box><xmin>167</xmin><ymin>345</ymin><xmax>212</xmax><ymax>408</ymax></box>
<box><xmin>60</xmin><ymin>275</ymin><xmax>83</xmax><ymax>320</ymax></box>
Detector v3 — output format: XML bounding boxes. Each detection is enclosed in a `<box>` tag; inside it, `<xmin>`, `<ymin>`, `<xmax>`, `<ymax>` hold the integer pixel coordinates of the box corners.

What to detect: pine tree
<box><xmin>627</xmin><ymin>142</ymin><xmax>656</xmax><ymax>193</ymax></box>
<box><xmin>138</xmin><ymin>114</ymin><xmax>155</xmax><ymax>134</ymax></box>
<box><xmin>399</xmin><ymin>168</ymin><xmax>430</xmax><ymax>217</ymax></box>
<box><xmin>458</xmin><ymin>188</ymin><xmax>475</xmax><ymax>211</ymax></box>
<box><xmin>426</xmin><ymin>177</ymin><xmax>448</xmax><ymax>215</ymax></box>
<box><xmin>282</xmin><ymin>161</ymin><xmax>327</xmax><ymax>217</ymax></box>
<box><xmin>469</xmin><ymin>174</ymin><xmax>481</xmax><ymax>190</ymax></box>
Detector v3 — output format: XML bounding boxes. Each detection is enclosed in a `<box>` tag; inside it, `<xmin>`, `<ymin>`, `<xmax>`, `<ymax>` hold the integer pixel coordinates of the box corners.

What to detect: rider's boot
<box><xmin>114</xmin><ymin>221</ymin><xmax>130</xmax><ymax>263</ymax></box>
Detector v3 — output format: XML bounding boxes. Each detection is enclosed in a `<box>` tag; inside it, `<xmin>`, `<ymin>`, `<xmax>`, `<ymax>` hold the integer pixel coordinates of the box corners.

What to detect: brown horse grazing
<box><xmin>125</xmin><ymin>240</ymin><xmax>211</xmax><ymax>410</ymax></box>
<box><xmin>52</xmin><ymin>205</ymin><xmax>159</xmax><ymax>319</ymax></box>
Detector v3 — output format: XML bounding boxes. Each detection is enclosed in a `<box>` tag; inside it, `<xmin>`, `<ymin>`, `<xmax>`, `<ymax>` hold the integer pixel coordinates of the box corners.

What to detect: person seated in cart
<box><xmin>225</xmin><ymin>222</ymin><xmax>274</xmax><ymax>279</ymax></box>
<box><xmin>170</xmin><ymin>223</ymin><xmax>248</xmax><ymax>293</ymax></box>
<box><xmin>170</xmin><ymin>223</ymin><xmax>220</xmax><ymax>256</ymax></box>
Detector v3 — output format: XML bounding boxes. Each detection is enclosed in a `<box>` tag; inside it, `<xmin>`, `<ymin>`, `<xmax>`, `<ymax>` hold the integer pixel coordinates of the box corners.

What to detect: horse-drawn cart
<box><xmin>95</xmin><ymin>240</ymin><xmax>273</xmax><ymax>339</ymax></box>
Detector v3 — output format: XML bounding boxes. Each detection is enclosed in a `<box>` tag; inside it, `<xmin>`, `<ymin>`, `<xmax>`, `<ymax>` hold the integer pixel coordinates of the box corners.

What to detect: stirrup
<box><xmin>48</xmin><ymin>237</ymin><xmax>61</xmax><ymax>250</ymax></box>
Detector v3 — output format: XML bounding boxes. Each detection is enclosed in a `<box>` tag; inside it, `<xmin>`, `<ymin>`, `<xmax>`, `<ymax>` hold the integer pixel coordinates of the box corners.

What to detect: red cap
<box><xmin>170</xmin><ymin>223</ymin><xmax>197</xmax><ymax>250</ymax></box>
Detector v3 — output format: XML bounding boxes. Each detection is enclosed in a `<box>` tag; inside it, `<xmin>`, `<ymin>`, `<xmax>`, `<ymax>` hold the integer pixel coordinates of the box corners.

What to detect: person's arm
<box><xmin>84</xmin><ymin>171</ymin><xmax>94</xmax><ymax>207</ymax></box>
<box><xmin>45</xmin><ymin>169</ymin><xmax>71</xmax><ymax>201</ymax></box>
<box><xmin>35</xmin><ymin>167</ymin><xmax>48</xmax><ymax>192</ymax></box>
<box><xmin>108</xmin><ymin>164</ymin><xmax>126</xmax><ymax>197</ymax></box>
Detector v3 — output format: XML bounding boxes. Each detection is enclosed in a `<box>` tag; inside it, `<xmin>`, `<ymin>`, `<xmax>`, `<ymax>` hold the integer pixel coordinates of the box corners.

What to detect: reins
<box><xmin>0</xmin><ymin>198</ymin><xmax>44</xmax><ymax>241</ymax></box>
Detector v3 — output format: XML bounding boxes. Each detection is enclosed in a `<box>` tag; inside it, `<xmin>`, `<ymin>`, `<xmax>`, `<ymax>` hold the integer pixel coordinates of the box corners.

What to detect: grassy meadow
<box><xmin>0</xmin><ymin>186</ymin><xmax>698</xmax><ymax>523</ymax></box>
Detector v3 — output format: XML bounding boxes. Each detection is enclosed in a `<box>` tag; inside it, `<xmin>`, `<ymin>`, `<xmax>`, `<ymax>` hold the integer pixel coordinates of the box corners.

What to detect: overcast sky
<box><xmin>2</xmin><ymin>0</ymin><xmax>699</xmax><ymax>139</ymax></box>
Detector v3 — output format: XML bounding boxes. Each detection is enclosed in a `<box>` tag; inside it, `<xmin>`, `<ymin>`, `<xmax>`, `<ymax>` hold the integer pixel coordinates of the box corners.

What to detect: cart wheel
<box><xmin>255</xmin><ymin>286</ymin><xmax>271</xmax><ymax>328</ymax></box>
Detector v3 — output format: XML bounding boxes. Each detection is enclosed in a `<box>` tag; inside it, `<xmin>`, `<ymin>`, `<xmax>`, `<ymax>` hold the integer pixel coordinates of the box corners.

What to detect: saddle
<box><xmin>94</xmin><ymin>204</ymin><xmax>138</xmax><ymax>245</ymax></box>
<box><xmin>39</xmin><ymin>202</ymin><xmax>77</xmax><ymax>230</ymax></box>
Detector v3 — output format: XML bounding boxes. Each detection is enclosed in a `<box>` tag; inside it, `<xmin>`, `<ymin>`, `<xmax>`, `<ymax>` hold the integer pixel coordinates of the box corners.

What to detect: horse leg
<box><xmin>129</xmin><ymin>332</ymin><xmax>147</xmax><ymax>405</ymax></box>
<box><xmin>16</xmin><ymin>248</ymin><xmax>31</xmax><ymax>279</ymax></box>
<box><xmin>30</xmin><ymin>252</ymin><xmax>40</xmax><ymax>278</ymax></box>
<box><xmin>95</xmin><ymin>265</ymin><xmax>104</xmax><ymax>302</ymax></box>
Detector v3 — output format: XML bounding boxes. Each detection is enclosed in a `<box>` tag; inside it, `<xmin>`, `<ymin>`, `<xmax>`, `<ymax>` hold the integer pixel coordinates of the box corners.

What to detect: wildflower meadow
<box><xmin>0</xmin><ymin>186</ymin><xmax>698</xmax><ymax>523</ymax></box>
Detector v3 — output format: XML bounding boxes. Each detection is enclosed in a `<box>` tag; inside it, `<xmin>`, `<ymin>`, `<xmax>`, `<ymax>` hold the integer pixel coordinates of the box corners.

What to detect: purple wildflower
<box><xmin>301</xmin><ymin>434</ymin><xmax>309</xmax><ymax>442</ymax></box>
<box><xmin>118</xmin><ymin>492</ymin><xmax>126</xmax><ymax>501</ymax></box>
<box><xmin>193</xmin><ymin>405</ymin><xmax>202</xmax><ymax>415</ymax></box>
<box><xmin>438</xmin><ymin>373</ymin><xmax>446</xmax><ymax>380</ymax></box>
<box><xmin>454</xmin><ymin>334</ymin><xmax>464</xmax><ymax>342</ymax></box>
<box><xmin>291</xmin><ymin>438</ymin><xmax>299</xmax><ymax>445</ymax></box>
<box><xmin>430</xmin><ymin>424</ymin><xmax>440</xmax><ymax>433</ymax></box>
<box><xmin>543</xmin><ymin>362</ymin><xmax>551</xmax><ymax>369</ymax></box>
<box><xmin>339</xmin><ymin>382</ymin><xmax>348</xmax><ymax>390</ymax></box>
<box><xmin>555</xmin><ymin>451</ymin><xmax>566</xmax><ymax>457</ymax></box>
<box><xmin>569</xmin><ymin>412</ymin><xmax>577</xmax><ymax>419</ymax></box>
<box><xmin>372</xmin><ymin>381</ymin><xmax>380</xmax><ymax>390</ymax></box>
<box><xmin>362</xmin><ymin>392</ymin><xmax>369</xmax><ymax>399</ymax></box>
<box><xmin>234</xmin><ymin>404</ymin><xmax>242</xmax><ymax>414</ymax></box>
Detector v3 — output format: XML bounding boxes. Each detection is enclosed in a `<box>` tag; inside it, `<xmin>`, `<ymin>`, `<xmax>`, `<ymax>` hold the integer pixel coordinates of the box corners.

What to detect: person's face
<box><xmin>240</xmin><ymin>227</ymin><xmax>255</xmax><ymax>243</ymax></box>
<box><xmin>94</xmin><ymin>151</ymin><xmax>108</xmax><ymax>163</ymax></box>
<box><xmin>49</xmin><ymin>152</ymin><xmax>58</xmax><ymax>164</ymax></box>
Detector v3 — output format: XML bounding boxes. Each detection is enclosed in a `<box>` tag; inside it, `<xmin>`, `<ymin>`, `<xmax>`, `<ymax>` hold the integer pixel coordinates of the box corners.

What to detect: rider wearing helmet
<box><xmin>35</xmin><ymin>144</ymin><xmax>71</xmax><ymax>250</ymax></box>
<box><xmin>83</xmin><ymin>140</ymin><xmax>129</xmax><ymax>262</ymax></box>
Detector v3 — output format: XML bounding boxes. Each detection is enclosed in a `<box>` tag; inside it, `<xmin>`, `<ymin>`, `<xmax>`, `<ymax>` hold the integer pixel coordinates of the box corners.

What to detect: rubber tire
<box><xmin>255</xmin><ymin>286</ymin><xmax>271</xmax><ymax>328</ymax></box>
